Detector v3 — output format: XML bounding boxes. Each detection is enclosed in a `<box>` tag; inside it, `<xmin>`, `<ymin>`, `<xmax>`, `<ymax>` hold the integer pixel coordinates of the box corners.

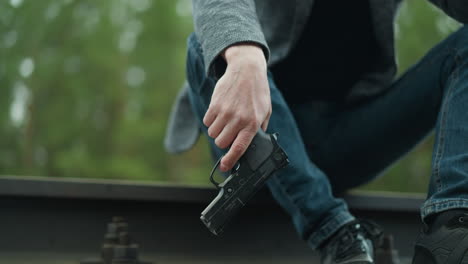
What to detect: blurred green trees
<box><xmin>0</xmin><ymin>0</ymin><xmax>461</xmax><ymax>192</ymax></box>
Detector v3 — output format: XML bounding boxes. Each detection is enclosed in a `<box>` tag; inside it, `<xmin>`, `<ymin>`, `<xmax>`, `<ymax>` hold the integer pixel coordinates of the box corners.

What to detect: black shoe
<box><xmin>413</xmin><ymin>210</ymin><xmax>468</xmax><ymax>264</ymax></box>
<box><xmin>320</xmin><ymin>219</ymin><xmax>383</xmax><ymax>264</ymax></box>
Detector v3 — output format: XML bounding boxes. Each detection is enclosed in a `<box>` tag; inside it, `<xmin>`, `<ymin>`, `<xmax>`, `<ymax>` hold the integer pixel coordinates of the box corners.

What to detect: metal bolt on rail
<box><xmin>81</xmin><ymin>217</ymin><xmax>152</xmax><ymax>264</ymax></box>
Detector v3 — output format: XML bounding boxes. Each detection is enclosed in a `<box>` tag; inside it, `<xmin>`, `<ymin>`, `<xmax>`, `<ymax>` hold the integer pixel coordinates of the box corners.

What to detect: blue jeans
<box><xmin>185</xmin><ymin>25</ymin><xmax>468</xmax><ymax>249</ymax></box>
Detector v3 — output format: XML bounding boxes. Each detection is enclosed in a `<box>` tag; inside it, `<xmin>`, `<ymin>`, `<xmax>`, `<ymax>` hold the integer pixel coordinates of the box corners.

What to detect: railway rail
<box><xmin>0</xmin><ymin>176</ymin><xmax>424</xmax><ymax>264</ymax></box>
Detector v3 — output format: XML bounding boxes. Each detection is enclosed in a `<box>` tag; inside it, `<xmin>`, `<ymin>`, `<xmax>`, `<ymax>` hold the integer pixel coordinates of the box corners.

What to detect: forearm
<box><xmin>192</xmin><ymin>0</ymin><xmax>270</xmax><ymax>78</ymax></box>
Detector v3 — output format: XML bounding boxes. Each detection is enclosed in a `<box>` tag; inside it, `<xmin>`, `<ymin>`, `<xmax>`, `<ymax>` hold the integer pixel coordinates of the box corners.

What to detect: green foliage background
<box><xmin>0</xmin><ymin>0</ymin><xmax>462</xmax><ymax>193</ymax></box>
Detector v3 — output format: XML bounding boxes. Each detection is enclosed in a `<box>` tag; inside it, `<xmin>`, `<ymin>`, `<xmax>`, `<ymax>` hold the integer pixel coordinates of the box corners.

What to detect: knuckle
<box><xmin>215</xmin><ymin>137</ymin><xmax>227</xmax><ymax>149</ymax></box>
<box><xmin>237</xmin><ymin>115</ymin><xmax>249</xmax><ymax>125</ymax></box>
<box><xmin>238</xmin><ymin>115</ymin><xmax>258</xmax><ymax>128</ymax></box>
<box><xmin>232</xmin><ymin>142</ymin><xmax>247</xmax><ymax>154</ymax></box>
<box><xmin>246</xmin><ymin>118</ymin><xmax>259</xmax><ymax>129</ymax></box>
<box><xmin>222</xmin><ymin>109</ymin><xmax>234</xmax><ymax>119</ymax></box>
<box><xmin>210</xmin><ymin>103</ymin><xmax>221</xmax><ymax>113</ymax></box>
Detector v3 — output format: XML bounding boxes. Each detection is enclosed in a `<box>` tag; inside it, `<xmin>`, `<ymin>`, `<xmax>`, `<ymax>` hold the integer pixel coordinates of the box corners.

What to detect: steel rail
<box><xmin>0</xmin><ymin>176</ymin><xmax>424</xmax><ymax>264</ymax></box>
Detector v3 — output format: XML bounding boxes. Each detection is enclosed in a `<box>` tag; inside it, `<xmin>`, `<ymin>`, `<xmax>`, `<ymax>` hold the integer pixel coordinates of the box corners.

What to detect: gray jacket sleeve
<box><xmin>429</xmin><ymin>0</ymin><xmax>468</xmax><ymax>23</ymax></box>
<box><xmin>192</xmin><ymin>0</ymin><xmax>270</xmax><ymax>78</ymax></box>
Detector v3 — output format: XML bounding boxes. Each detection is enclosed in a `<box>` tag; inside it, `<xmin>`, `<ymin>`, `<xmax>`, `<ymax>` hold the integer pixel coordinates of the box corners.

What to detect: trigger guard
<box><xmin>209</xmin><ymin>157</ymin><xmax>223</xmax><ymax>189</ymax></box>
<box><xmin>231</xmin><ymin>162</ymin><xmax>240</xmax><ymax>174</ymax></box>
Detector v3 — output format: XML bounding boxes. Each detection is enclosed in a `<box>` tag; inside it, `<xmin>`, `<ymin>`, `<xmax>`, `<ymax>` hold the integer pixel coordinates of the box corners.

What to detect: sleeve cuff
<box><xmin>203</xmin><ymin>38</ymin><xmax>270</xmax><ymax>79</ymax></box>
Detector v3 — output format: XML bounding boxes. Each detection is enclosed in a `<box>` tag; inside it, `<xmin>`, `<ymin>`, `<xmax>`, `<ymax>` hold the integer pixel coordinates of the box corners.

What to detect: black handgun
<box><xmin>200</xmin><ymin>130</ymin><xmax>289</xmax><ymax>235</ymax></box>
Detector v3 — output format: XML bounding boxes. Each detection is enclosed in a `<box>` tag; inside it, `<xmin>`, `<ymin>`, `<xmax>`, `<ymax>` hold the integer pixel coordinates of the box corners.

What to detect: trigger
<box><xmin>231</xmin><ymin>162</ymin><xmax>240</xmax><ymax>174</ymax></box>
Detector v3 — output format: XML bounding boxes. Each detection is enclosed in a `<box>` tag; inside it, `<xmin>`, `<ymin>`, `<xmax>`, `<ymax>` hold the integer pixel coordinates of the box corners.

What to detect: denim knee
<box><xmin>448</xmin><ymin>25</ymin><xmax>468</xmax><ymax>59</ymax></box>
<box><xmin>453</xmin><ymin>24</ymin><xmax>468</xmax><ymax>43</ymax></box>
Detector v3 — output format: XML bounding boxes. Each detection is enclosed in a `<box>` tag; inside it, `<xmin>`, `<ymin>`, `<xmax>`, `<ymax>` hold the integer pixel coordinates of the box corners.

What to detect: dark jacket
<box><xmin>165</xmin><ymin>0</ymin><xmax>468</xmax><ymax>153</ymax></box>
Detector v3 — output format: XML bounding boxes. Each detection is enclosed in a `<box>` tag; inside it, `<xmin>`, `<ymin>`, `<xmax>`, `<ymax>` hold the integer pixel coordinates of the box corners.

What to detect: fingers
<box><xmin>215</xmin><ymin>121</ymin><xmax>242</xmax><ymax>149</ymax></box>
<box><xmin>207</xmin><ymin>116</ymin><xmax>226</xmax><ymax>139</ymax></box>
<box><xmin>261</xmin><ymin>119</ymin><xmax>269</xmax><ymax>132</ymax></box>
<box><xmin>261</xmin><ymin>107</ymin><xmax>272</xmax><ymax>131</ymax></box>
<box><xmin>261</xmin><ymin>105</ymin><xmax>272</xmax><ymax>131</ymax></box>
<box><xmin>205</xmin><ymin>106</ymin><xmax>272</xmax><ymax>172</ymax></box>
<box><xmin>203</xmin><ymin>106</ymin><xmax>217</xmax><ymax>127</ymax></box>
<box><xmin>220</xmin><ymin>129</ymin><xmax>256</xmax><ymax>172</ymax></box>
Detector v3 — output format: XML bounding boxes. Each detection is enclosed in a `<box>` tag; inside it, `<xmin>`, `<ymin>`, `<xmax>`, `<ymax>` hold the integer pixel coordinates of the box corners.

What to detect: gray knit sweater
<box><xmin>165</xmin><ymin>0</ymin><xmax>468</xmax><ymax>154</ymax></box>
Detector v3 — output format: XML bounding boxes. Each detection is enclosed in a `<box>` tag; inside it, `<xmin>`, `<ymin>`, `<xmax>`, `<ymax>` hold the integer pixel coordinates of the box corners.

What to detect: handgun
<box><xmin>200</xmin><ymin>130</ymin><xmax>289</xmax><ymax>235</ymax></box>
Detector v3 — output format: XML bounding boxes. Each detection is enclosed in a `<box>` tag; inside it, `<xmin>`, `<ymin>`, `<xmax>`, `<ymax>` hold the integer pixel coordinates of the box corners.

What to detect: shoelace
<box><xmin>359</xmin><ymin>219</ymin><xmax>384</xmax><ymax>241</ymax></box>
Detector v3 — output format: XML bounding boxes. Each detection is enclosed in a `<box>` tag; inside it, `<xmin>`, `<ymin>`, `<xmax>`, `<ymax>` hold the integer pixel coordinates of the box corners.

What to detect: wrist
<box><xmin>223</xmin><ymin>44</ymin><xmax>266</xmax><ymax>70</ymax></box>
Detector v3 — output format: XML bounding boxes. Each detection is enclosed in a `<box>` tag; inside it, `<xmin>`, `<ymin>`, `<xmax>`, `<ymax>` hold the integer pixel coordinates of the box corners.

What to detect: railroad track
<box><xmin>0</xmin><ymin>176</ymin><xmax>424</xmax><ymax>264</ymax></box>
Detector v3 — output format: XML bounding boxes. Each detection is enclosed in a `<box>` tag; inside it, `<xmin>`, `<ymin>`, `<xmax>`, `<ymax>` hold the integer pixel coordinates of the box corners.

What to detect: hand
<box><xmin>203</xmin><ymin>44</ymin><xmax>271</xmax><ymax>172</ymax></box>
